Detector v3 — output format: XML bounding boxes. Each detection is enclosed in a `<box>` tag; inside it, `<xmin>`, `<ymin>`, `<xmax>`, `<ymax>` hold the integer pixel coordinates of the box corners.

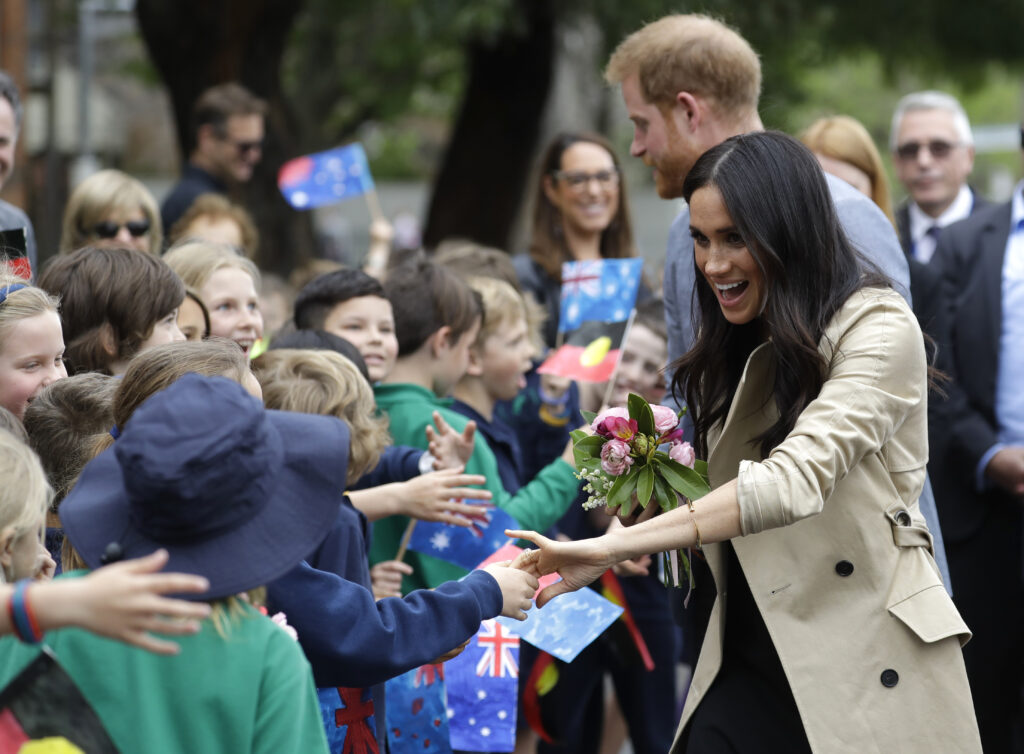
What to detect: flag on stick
<box><xmin>279</xmin><ymin>144</ymin><xmax>375</xmax><ymax>210</ymax></box>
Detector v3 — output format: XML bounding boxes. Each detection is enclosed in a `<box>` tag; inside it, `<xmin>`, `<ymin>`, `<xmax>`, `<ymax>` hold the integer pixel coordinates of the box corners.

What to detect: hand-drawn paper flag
<box><xmin>407</xmin><ymin>503</ymin><xmax>520</xmax><ymax>571</ymax></box>
<box><xmin>0</xmin><ymin>647</ymin><xmax>117</xmax><ymax>753</ymax></box>
<box><xmin>445</xmin><ymin>620</ymin><xmax>519</xmax><ymax>752</ymax></box>
<box><xmin>317</xmin><ymin>686</ymin><xmax>379</xmax><ymax>754</ymax></box>
<box><xmin>495</xmin><ymin>585</ymin><xmax>623</xmax><ymax>663</ymax></box>
<box><xmin>537</xmin><ymin>319</ymin><xmax>629</xmax><ymax>383</ymax></box>
<box><xmin>558</xmin><ymin>258</ymin><xmax>643</xmax><ymax>333</ymax></box>
<box><xmin>0</xmin><ymin>228</ymin><xmax>30</xmax><ymax>280</ymax></box>
<box><xmin>279</xmin><ymin>143</ymin><xmax>375</xmax><ymax>210</ymax></box>
<box><xmin>385</xmin><ymin>665</ymin><xmax>452</xmax><ymax>754</ymax></box>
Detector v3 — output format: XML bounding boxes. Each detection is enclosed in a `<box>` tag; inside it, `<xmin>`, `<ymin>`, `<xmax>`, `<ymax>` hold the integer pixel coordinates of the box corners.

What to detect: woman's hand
<box><xmin>425</xmin><ymin>411</ymin><xmax>477</xmax><ymax>470</ymax></box>
<box><xmin>394</xmin><ymin>467</ymin><xmax>493</xmax><ymax>525</ymax></box>
<box><xmin>39</xmin><ymin>549</ymin><xmax>211</xmax><ymax>655</ymax></box>
<box><xmin>371</xmin><ymin>560</ymin><xmax>413</xmax><ymax>599</ymax></box>
<box><xmin>505</xmin><ymin>530</ymin><xmax>615</xmax><ymax>607</ymax></box>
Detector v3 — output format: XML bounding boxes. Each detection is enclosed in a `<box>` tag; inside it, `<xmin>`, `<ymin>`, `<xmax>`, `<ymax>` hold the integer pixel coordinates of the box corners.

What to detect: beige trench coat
<box><xmin>672</xmin><ymin>289</ymin><xmax>981</xmax><ymax>753</ymax></box>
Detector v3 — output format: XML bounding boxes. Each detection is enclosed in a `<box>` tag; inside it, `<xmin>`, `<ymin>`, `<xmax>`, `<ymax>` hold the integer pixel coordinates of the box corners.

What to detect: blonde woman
<box><xmin>60</xmin><ymin>170</ymin><xmax>163</xmax><ymax>255</ymax></box>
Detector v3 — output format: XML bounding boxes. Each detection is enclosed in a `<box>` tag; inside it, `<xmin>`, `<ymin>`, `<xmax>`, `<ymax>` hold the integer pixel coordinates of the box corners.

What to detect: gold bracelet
<box><xmin>687</xmin><ymin>499</ymin><xmax>703</xmax><ymax>550</ymax></box>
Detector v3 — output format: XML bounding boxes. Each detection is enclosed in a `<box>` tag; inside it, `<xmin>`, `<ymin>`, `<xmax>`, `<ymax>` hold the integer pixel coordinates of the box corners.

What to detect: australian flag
<box><xmin>385</xmin><ymin>665</ymin><xmax>452</xmax><ymax>754</ymax></box>
<box><xmin>317</xmin><ymin>686</ymin><xmax>379</xmax><ymax>754</ymax></box>
<box><xmin>558</xmin><ymin>258</ymin><xmax>644</xmax><ymax>333</ymax></box>
<box><xmin>278</xmin><ymin>143</ymin><xmax>375</xmax><ymax>210</ymax></box>
<box><xmin>407</xmin><ymin>503</ymin><xmax>519</xmax><ymax>571</ymax></box>
<box><xmin>446</xmin><ymin>620</ymin><xmax>520</xmax><ymax>752</ymax></box>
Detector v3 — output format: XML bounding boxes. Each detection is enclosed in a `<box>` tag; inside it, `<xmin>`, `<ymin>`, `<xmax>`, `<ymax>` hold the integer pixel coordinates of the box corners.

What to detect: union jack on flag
<box><xmin>558</xmin><ymin>258</ymin><xmax>644</xmax><ymax>333</ymax></box>
<box><xmin>475</xmin><ymin>620</ymin><xmax>520</xmax><ymax>678</ymax></box>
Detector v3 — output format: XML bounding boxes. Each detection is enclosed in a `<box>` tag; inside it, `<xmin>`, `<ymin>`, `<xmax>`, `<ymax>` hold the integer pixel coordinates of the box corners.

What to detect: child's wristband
<box><xmin>8</xmin><ymin>580</ymin><xmax>43</xmax><ymax>644</ymax></box>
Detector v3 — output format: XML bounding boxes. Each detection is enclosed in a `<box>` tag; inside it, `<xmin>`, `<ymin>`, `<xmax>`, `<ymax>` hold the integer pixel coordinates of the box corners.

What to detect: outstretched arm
<box><xmin>509</xmin><ymin>478</ymin><xmax>742</xmax><ymax>606</ymax></box>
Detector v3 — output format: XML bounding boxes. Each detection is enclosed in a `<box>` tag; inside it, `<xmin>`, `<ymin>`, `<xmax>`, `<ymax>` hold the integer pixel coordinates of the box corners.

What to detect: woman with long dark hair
<box><xmin>510</xmin><ymin>131</ymin><xmax>980</xmax><ymax>753</ymax></box>
<box><xmin>514</xmin><ymin>132</ymin><xmax>639</xmax><ymax>348</ymax></box>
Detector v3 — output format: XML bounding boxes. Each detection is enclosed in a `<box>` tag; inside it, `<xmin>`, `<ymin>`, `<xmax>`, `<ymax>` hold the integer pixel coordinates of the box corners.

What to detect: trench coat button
<box><xmin>880</xmin><ymin>669</ymin><xmax>899</xmax><ymax>688</ymax></box>
<box><xmin>895</xmin><ymin>511</ymin><xmax>912</xmax><ymax>526</ymax></box>
<box><xmin>834</xmin><ymin>560</ymin><xmax>854</xmax><ymax>577</ymax></box>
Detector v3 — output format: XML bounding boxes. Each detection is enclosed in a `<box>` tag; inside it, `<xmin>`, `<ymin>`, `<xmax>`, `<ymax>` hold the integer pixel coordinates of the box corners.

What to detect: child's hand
<box><xmin>371</xmin><ymin>560</ymin><xmax>413</xmax><ymax>599</ymax></box>
<box><xmin>428</xmin><ymin>639</ymin><xmax>469</xmax><ymax>665</ymax></box>
<box><xmin>43</xmin><ymin>549</ymin><xmax>211</xmax><ymax>655</ymax></box>
<box><xmin>483</xmin><ymin>561</ymin><xmax>539</xmax><ymax>621</ymax></box>
<box><xmin>395</xmin><ymin>468</ymin><xmax>493</xmax><ymax>525</ymax></box>
<box><xmin>539</xmin><ymin>374</ymin><xmax>572</xmax><ymax>404</ymax></box>
<box><xmin>426</xmin><ymin>411</ymin><xmax>476</xmax><ymax>469</ymax></box>
<box><xmin>33</xmin><ymin>545</ymin><xmax>56</xmax><ymax>581</ymax></box>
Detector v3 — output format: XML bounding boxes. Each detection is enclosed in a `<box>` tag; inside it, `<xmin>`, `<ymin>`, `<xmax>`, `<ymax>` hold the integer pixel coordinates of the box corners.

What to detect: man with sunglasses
<box><xmin>891</xmin><ymin>91</ymin><xmax>990</xmax><ymax>264</ymax></box>
<box><xmin>160</xmin><ymin>82</ymin><xmax>267</xmax><ymax>232</ymax></box>
<box><xmin>0</xmin><ymin>71</ymin><xmax>36</xmax><ymax>277</ymax></box>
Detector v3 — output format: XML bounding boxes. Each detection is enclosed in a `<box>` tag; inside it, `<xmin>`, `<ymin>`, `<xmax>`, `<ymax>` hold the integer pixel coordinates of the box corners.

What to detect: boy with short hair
<box><xmin>371</xmin><ymin>259</ymin><xmax>580</xmax><ymax>592</ymax></box>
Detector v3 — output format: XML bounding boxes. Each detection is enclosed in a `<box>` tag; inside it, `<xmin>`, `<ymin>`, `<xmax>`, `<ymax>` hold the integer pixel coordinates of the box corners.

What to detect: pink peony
<box><xmin>652</xmin><ymin>404</ymin><xmax>680</xmax><ymax>434</ymax></box>
<box><xmin>600</xmin><ymin>438</ymin><xmax>634</xmax><ymax>476</ymax></box>
<box><xmin>669</xmin><ymin>441</ymin><xmax>696</xmax><ymax>468</ymax></box>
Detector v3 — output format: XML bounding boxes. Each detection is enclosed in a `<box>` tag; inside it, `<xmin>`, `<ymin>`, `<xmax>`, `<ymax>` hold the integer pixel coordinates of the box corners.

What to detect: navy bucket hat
<box><xmin>61</xmin><ymin>373</ymin><xmax>349</xmax><ymax>600</ymax></box>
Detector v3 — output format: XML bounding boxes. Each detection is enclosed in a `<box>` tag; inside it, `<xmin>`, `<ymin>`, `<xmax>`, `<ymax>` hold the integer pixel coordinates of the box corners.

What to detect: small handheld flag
<box><xmin>407</xmin><ymin>504</ymin><xmax>519</xmax><ymax>571</ymax></box>
<box><xmin>279</xmin><ymin>144</ymin><xmax>375</xmax><ymax>210</ymax></box>
<box><xmin>558</xmin><ymin>258</ymin><xmax>643</xmax><ymax>333</ymax></box>
<box><xmin>385</xmin><ymin>666</ymin><xmax>452</xmax><ymax>754</ymax></box>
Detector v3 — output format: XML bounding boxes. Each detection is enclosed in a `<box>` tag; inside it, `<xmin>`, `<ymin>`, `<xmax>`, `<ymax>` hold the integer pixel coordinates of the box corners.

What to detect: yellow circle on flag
<box><xmin>580</xmin><ymin>336</ymin><xmax>612</xmax><ymax>367</ymax></box>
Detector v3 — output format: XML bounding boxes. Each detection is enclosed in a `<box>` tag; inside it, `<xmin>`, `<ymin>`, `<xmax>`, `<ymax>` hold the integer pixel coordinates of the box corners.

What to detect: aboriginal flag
<box><xmin>537</xmin><ymin>319</ymin><xmax>629</xmax><ymax>383</ymax></box>
<box><xmin>0</xmin><ymin>229</ymin><xmax>30</xmax><ymax>280</ymax></box>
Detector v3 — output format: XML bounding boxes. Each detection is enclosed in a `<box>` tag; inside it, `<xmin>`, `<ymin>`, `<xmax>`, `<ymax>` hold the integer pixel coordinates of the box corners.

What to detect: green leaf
<box><xmin>606</xmin><ymin>471</ymin><xmax>633</xmax><ymax>510</ymax></box>
<box><xmin>580</xmin><ymin>410</ymin><xmax>598</xmax><ymax>425</ymax></box>
<box><xmin>573</xmin><ymin>434</ymin><xmax>605</xmax><ymax>454</ymax></box>
<box><xmin>569</xmin><ymin>429</ymin><xmax>588</xmax><ymax>444</ymax></box>
<box><xmin>652</xmin><ymin>473</ymin><xmax>677</xmax><ymax>512</ymax></box>
<box><xmin>628</xmin><ymin>393</ymin><xmax>655</xmax><ymax>437</ymax></box>
<box><xmin>693</xmin><ymin>459</ymin><xmax>710</xmax><ymax>484</ymax></box>
<box><xmin>659</xmin><ymin>458</ymin><xmax>711</xmax><ymax>501</ymax></box>
<box><xmin>637</xmin><ymin>464</ymin><xmax>654</xmax><ymax>509</ymax></box>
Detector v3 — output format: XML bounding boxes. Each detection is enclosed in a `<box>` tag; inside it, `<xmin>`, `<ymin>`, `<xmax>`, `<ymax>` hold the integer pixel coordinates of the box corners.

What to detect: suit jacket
<box><xmin>895</xmin><ymin>191</ymin><xmax>993</xmax><ymax>259</ymax></box>
<box><xmin>929</xmin><ymin>202</ymin><xmax>1018</xmax><ymax>540</ymax></box>
<box><xmin>672</xmin><ymin>289</ymin><xmax>978</xmax><ymax>753</ymax></box>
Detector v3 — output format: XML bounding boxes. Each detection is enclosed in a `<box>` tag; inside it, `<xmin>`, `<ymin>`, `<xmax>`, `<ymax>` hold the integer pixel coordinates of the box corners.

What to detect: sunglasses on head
<box><xmin>895</xmin><ymin>139</ymin><xmax>960</xmax><ymax>161</ymax></box>
<box><xmin>93</xmin><ymin>219</ymin><xmax>151</xmax><ymax>239</ymax></box>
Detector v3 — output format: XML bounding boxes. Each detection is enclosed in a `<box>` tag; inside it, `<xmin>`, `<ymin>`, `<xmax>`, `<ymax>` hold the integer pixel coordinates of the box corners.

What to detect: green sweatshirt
<box><xmin>371</xmin><ymin>382</ymin><xmax>579</xmax><ymax>592</ymax></box>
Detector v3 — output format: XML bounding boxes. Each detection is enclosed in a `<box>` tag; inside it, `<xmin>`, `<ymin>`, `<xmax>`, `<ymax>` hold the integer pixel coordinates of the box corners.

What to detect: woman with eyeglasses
<box><xmin>515</xmin><ymin>132</ymin><xmax>644</xmax><ymax>348</ymax></box>
<box><xmin>59</xmin><ymin>169</ymin><xmax>163</xmax><ymax>256</ymax></box>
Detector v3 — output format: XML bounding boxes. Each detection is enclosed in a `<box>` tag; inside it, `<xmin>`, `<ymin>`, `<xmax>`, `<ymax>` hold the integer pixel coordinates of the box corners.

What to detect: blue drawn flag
<box><xmin>385</xmin><ymin>665</ymin><xmax>452</xmax><ymax>754</ymax></box>
<box><xmin>558</xmin><ymin>258</ymin><xmax>644</xmax><ymax>333</ymax></box>
<box><xmin>496</xmin><ymin>585</ymin><xmax>623</xmax><ymax>663</ymax></box>
<box><xmin>446</xmin><ymin>620</ymin><xmax>519</xmax><ymax>752</ymax></box>
<box><xmin>317</xmin><ymin>685</ymin><xmax>379</xmax><ymax>754</ymax></box>
<box><xmin>407</xmin><ymin>503</ymin><xmax>519</xmax><ymax>571</ymax></box>
<box><xmin>278</xmin><ymin>143</ymin><xmax>375</xmax><ymax>210</ymax></box>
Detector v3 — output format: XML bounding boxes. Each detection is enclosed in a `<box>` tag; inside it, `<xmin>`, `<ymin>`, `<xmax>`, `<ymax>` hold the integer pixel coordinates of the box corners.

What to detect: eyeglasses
<box><xmin>552</xmin><ymin>169</ymin><xmax>620</xmax><ymax>192</ymax></box>
<box><xmin>93</xmin><ymin>219</ymin><xmax>151</xmax><ymax>239</ymax></box>
<box><xmin>219</xmin><ymin>135</ymin><xmax>263</xmax><ymax>157</ymax></box>
<box><xmin>894</xmin><ymin>140</ymin><xmax>961</xmax><ymax>161</ymax></box>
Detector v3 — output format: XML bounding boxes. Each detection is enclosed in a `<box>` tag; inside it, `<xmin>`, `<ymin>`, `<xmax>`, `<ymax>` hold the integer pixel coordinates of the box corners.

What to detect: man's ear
<box><xmin>674</xmin><ymin>91</ymin><xmax>703</xmax><ymax>133</ymax></box>
<box><xmin>196</xmin><ymin>123</ymin><xmax>218</xmax><ymax>153</ymax></box>
<box><xmin>428</xmin><ymin>326</ymin><xmax>453</xmax><ymax>360</ymax></box>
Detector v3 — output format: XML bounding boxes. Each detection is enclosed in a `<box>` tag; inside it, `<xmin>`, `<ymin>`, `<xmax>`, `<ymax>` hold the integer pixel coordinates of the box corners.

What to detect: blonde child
<box><xmin>164</xmin><ymin>240</ymin><xmax>263</xmax><ymax>357</ymax></box>
<box><xmin>38</xmin><ymin>247</ymin><xmax>186</xmax><ymax>375</ymax></box>
<box><xmin>0</xmin><ymin>428</ymin><xmax>210</xmax><ymax>653</ymax></box>
<box><xmin>0</xmin><ymin>277</ymin><xmax>67</xmax><ymax>420</ymax></box>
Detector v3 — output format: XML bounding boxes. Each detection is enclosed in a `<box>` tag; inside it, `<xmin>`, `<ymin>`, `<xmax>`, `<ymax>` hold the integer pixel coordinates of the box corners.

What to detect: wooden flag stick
<box><xmin>365</xmin><ymin>186</ymin><xmax>385</xmax><ymax>223</ymax></box>
<box><xmin>599</xmin><ymin>309</ymin><xmax>637</xmax><ymax>410</ymax></box>
<box><xmin>395</xmin><ymin>518</ymin><xmax>417</xmax><ymax>562</ymax></box>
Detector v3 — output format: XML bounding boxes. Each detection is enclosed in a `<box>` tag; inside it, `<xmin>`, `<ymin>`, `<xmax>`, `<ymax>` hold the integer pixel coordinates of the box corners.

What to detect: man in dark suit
<box><xmin>931</xmin><ymin>134</ymin><xmax>1024</xmax><ymax>752</ymax></box>
<box><xmin>891</xmin><ymin>90</ymin><xmax>990</xmax><ymax>263</ymax></box>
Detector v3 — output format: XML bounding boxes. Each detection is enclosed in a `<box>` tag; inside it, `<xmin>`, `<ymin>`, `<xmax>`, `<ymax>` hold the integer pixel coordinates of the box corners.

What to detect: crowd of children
<box><xmin>0</xmin><ymin>213</ymin><xmax>674</xmax><ymax>753</ymax></box>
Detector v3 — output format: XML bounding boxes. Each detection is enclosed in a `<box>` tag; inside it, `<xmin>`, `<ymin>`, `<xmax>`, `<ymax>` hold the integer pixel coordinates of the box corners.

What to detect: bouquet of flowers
<box><xmin>571</xmin><ymin>394</ymin><xmax>711</xmax><ymax>589</ymax></box>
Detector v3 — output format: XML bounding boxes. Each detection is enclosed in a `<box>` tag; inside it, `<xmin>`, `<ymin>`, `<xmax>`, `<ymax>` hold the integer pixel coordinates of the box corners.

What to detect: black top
<box><xmin>160</xmin><ymin>163</ymin><xmax>226</xmax><ymax>234</ymax></box>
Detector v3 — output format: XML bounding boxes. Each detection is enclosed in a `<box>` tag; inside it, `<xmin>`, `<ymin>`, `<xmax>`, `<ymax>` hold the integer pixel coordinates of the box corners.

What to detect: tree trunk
<box><xmin>135</xmin><ymin>0</ymin><xmax>313</xmax><ymax>275</ymax></box>
<box><xmin>422</xmin><ymin>0</ymin><xmax>556</xmax><ymax>252</ymax></box>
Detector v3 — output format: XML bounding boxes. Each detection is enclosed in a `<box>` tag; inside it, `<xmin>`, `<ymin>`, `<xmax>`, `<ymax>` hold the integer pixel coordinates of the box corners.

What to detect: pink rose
<box><xmin>669</xmin><ymin>441</ymin><xmax>696</xmax><ymax>468</ymax></box>
<box><xmin>600</xmin><ymin>438</ymin><xmax>634</xmax><ymax>476</ymax></box>
<box><xmin>652</xmin><ymin>404</ymin><xmax>679</xmax><ymax>434</ymax></box>
<box><xmin>593</xmin><ymin>407</ymin><xmax>636</xmax><ymax>440</ymax></box>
